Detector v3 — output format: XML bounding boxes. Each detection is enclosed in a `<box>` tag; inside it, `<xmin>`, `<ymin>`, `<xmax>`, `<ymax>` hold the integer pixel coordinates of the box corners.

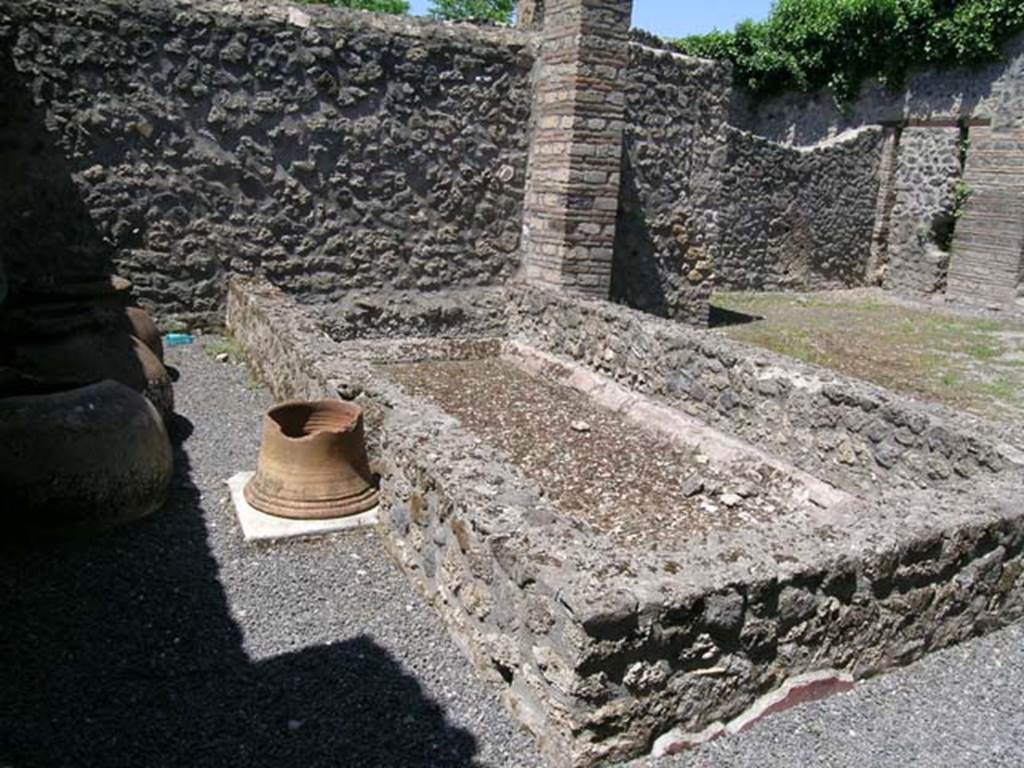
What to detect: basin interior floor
<box><xmin>386</xmin><ymin>357</ymin><xmax>804</xmax><ymax>551</ymax></box>
<box><xmin>0</xmin><ymin>337</ymin><xmax>1021</xmax><ymax>768</ymax></box>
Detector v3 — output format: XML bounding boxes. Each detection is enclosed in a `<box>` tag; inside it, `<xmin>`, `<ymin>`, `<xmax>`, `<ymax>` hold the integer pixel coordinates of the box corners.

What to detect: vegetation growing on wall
<box><xmin>674</xmin><ymin>0</ymin><xmax>1024</xmax><ymax>101</ymax></box>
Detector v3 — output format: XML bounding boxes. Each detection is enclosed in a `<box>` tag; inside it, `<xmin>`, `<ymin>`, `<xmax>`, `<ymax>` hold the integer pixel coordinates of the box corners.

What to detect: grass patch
<box><xmin>714</xmin><ymin>290</ymin><xmax>1024</xmax><ymax>421</ymax></box>
<box><xmin>203</xmin><ymin>336</ymin><xmax>245</xmax><ymax>361</ymax></box>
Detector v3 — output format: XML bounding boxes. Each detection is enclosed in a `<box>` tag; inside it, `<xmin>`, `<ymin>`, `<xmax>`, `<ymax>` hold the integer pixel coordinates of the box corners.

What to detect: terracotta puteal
<box><xmin>245</xmin><ymin>400</ymin><xmax>379</xmax><ymax>519</ymax></box>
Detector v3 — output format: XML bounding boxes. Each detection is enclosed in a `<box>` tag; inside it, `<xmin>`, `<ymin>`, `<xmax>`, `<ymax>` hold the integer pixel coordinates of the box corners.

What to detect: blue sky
<box><xmin>406</xmin><ymin>1</ymin><xmax>774</xmax><ymax>38</ymax></box>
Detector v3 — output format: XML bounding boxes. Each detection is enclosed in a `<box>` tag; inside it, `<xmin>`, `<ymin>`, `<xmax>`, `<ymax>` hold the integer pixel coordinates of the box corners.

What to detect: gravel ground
<box><xmin>631</xmin><ymin>619</ymin><xmax>1024</xmax><ymax>767</ymax></box>
<box><xmin>2</xmin><ymin>337</ymin><xmax>1022</xmax><ymax>768</ymax></box>
<box><xmin>0</xmin><ymin>337</ymin><xmax>542</xmax><ymax>768</ymax></box>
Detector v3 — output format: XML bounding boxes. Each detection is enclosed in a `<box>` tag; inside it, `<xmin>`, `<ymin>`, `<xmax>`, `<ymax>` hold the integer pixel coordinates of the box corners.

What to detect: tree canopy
<box><xmin>674</xmin><ymin>0</ymin><xmax>1024</xmax><ymax>102</ymax></box>
<box><xmin>428</xmin><ymin>0</ymin><xmax>515</xmax><ymax>24</ymax></box>
<box><xmin>301</xmin><ymin>0</ymin><xmax>410</xmax><ymax>14</ymax></box>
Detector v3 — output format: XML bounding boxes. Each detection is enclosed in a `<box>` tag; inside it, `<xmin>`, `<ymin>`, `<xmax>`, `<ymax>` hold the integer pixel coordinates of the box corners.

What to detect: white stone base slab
<box><xmin>227</xmin><ymin>471</ymin><xmax>379</xmax><ymax>542</ymax></box>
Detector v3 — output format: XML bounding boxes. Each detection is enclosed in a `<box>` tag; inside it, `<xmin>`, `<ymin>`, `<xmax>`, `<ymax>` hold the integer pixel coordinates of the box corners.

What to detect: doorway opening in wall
<box><xmin>1017</xmin><ymin>242</ymin><xmax>1024</xmax><ymax>306</ymax></box>
<box><xmin>928</xmin><ymin>120</ymin><xmax>973</xmax><ymax>294</ymax></box>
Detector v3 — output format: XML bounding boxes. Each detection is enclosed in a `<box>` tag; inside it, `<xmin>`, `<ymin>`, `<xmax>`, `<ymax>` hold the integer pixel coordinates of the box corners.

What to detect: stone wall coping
<box><xmin>628</xmin><ymin>41</ymin><xmax>727</xmax><ymax>70</ymax></box>
<box><xmin>507</xmin><ymin>281</ymin><xmax>1024</xmax><ymax>459</ymax></box>
<box><xmin>5</xmin><ymin>0</ymin><xmax>540</xmax><ymax>53</ymax></box>
<box><xmin>726</xmin><ymin>122</ymin><xmax>885</xmax><ymax>153</ymax></box>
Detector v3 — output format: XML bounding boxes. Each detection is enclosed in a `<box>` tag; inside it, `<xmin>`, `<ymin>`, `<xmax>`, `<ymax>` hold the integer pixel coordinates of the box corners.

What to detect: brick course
<box><xmin>520</xmin><ymin>0</ymin><xmax>633</xmax><ymax>299</ymax></box>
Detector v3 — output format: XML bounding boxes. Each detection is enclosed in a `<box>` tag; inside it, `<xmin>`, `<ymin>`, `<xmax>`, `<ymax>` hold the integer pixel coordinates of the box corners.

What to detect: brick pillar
<box><xmin>520</xmin><ymin>0</ymin><xmax>633</xmax><ymax>298</ymax></box>
<box><xmin>517</xmin><ymin>0</ymin><xmax>544</xmax><ymax>28</ymax></box>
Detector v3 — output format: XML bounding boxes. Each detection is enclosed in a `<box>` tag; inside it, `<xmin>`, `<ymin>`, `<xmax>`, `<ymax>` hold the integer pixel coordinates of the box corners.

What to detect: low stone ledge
<box><xmin>226</xmin><ymin>278</ymin><xmax>338</xmax><ymax>402</ymax></box>
<box><xmin>305</xmin><ymin>288</ymin><xmax>512</xmax><ymax>343</ymax></box>
<box><xmin>506</xmin><ymin>282</ymin><xmax>1022</xmax><ymax>494</ymax></box>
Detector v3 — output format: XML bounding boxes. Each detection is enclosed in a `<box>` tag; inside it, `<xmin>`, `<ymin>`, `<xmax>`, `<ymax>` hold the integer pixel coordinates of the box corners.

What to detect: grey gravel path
<box><xmin>1</xmin><ymin>337</ymin><xmax>1022</xmax><ymax>768</ymax></box>
<box><xmin>631</xmin><ymin>620</ymin><xmax>1024</xmax><ymax>768</ymax></box>
<box><xmin>0</xmin><ymin>337</ymin><xmax>542</xmax><ymax>768</ymax></box>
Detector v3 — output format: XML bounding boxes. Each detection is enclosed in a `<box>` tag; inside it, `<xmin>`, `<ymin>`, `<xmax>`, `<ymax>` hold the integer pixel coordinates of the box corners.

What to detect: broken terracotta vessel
<box><xmin>245</xmin><ymin>400</ymin><xmax>379</xmax><ymax>519</ymax></box>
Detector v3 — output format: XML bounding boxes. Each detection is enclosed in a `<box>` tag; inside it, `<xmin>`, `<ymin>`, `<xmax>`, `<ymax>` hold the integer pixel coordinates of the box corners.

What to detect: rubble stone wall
<box><xmin>714</xmin><ymin>126</ymin><xmax>885</xmax><ymax>292</ymax></box>
<box><xmin>506</xmin><ymin>284</ymin><xmax>1020</xmax><ymax>494</ymax></box>
<box><xmin>0</xmin><ymin>48</ymin><xmax>118</xmax><ymax>297</ymax></box>
<box><xmin>884</xmin><ymin>126</ymin><xmax>964</xmax><ymax>294</ymax></box>
<box><xmin>612</xmin><ymin>46</ymin><xmax>730</xmax><ymax>323</ymax></box>
<box><xmin>7</xmin><ymin>0</ymin><xmax>1024</xmax><ymax>330</ymax></box>
<box><xmin>734</xmin><ymin>32</ymin><xmax>1024</xmax><ymax>144</ymax></box>
<box><xmin>3</xmin><ymin>0</ymin><xmax>535</xmax><ymax>326</ymax></box>
<box><xmin>732</xmin><ymin>32</ymin><xmax>1024</xmax><ymax>302</ymax></box>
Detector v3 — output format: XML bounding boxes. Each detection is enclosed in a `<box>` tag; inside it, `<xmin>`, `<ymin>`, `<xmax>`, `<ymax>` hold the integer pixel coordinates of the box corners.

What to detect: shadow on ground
<box><xmin>709</xmin><ymin>304</ymin><xmax>762</xmax><ymax>329</ymax></box>
<box><xmin>0</xmin><ymin>418</ymin><xmax>478</xmax><ymax>768</ymax></box>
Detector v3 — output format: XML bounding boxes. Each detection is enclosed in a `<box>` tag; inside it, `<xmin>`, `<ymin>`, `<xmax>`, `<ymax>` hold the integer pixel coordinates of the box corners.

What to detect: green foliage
<box><xmin>953</xmin><ymin>180</ymin><xmax>973</xmax><ymax>220</ymax></box>
<box><xmin>674</xmin><ymin>0</ymin><xmax>1024</xmax><ymax>101</ymax></box>
<box><xmin>298</xmin><ymin>0</ymin><xmax>410</xmax><ymax>13</ymax></box>
<box><xmin>428</xmin><ymin>0</ymin><xmax>515</xmax><ymax>23</ymax></box>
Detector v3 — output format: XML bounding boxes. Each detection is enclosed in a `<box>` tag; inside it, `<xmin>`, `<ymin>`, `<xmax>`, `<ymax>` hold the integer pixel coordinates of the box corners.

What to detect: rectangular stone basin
<box><xmin>383</xmin><ymin>354</ymin><xmax>846</xmax><ymax>554</ymax></box>
<box><xmin>227</xmin><ymin>278</ymin><xmax>1024</xmax><ymax>768</ymax></box>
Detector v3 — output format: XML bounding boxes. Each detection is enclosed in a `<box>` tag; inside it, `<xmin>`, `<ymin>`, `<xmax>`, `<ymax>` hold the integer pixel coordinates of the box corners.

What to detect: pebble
<box><xmin>570</xmin><ymin>420</ymin><xmax>592</xmax><ymax>433</ymax></box>
<box><xmin>720</xmin><ymin>493</ymin><xmax>743</xmax><ymax>508</ymax></box>
<box><xmin>735</xmin><ymin>481</ymin><xmax>758</xmax><ymax>498</ymax></box>
<box><xmin>682</xmin><ymin>475</ymin><xmax>705</xmax><ymax>497</ymax></box>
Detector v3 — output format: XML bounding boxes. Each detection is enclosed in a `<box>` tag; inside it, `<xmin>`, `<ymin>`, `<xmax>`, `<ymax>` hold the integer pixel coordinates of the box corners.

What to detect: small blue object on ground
<box><xmin>164</xmin><ymin>333</ymin><xmax>194</xmax><ymax>346</ymax></box>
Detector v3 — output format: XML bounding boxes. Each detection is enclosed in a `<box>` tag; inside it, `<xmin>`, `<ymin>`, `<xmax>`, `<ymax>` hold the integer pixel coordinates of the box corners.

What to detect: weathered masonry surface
<box><xmin>7</xmin><ymin>3</ymin><xmax>1024</xmax><ymax>766</ymax></box>
<box><xmin>1</xmin><ymin>0</ymin><xmax>535</xmax><ymax>327</ymax></box>
<box><xmin>714</xmin><ymin>126</ymin><xmax>885</xmax><ymax>292</ymax></box>
<box><xmin>947</xmin><ymin>127</ymin><xmax>1024</xmax><ymax>308</ymax></box>
<box><xmin>5</xmin><ymin>0</ymin><xmax>1024</xmax><ymax>324</ymax></box>
<box><xmin>612</xmin><ymin>46</ymin><xmax>729</xmax><ymax>324</ymax></box>
<box><xmin>734</xmin><ymin>32</ymin><xmax>1024</xmax><ymax>310</ymax></box>
<box><xmin>517</xmin><ymin>0</ymin><xmax>545</xmax><ymax>29</ymax></box>
<box><xmin>227</xmin><ymin>278</ymin><xmax>1024</xmax><ymax>768</ymax></box>
<box><xmin>880</xmin><ymin>125</ymin><xmax>963</xmax><ymax>295</ymax></box>
<box><xmin>520</xmin><ymin>0</ymin><xmax>633</xmax><ymax>298</ymax></box>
